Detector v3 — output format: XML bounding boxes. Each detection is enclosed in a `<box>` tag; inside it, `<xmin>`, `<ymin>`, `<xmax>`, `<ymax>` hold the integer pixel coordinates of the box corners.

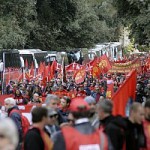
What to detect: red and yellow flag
<box><xmin>74</xmin><ymin>67</ymin><xmax>86</xmax><ymax>84</ymax></box>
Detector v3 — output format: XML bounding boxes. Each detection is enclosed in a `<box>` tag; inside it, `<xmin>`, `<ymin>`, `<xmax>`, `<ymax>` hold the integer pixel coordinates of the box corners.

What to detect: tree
<box><xmin>114</xmin><ymin>0</ymin><xmax>150</xmax><ymax>45</ymax></box>
<box><xmin>0</xmin><ymin>0</ymin><xmax>36</xmax><ymax>49</ymax></box>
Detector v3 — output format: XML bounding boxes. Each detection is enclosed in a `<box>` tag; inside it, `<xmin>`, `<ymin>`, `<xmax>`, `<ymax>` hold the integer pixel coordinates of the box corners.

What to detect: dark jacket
<box><xmin>44</xmin><ymin>125</ymin><xmax>60</xmax><ymax>137</ymax></box>
<box><xmin>8</xmin><ymin>106</ymin><xmax>22</xmax><ymax>142</ymax></box>
<box><xmin>100</xmin><ymin>115</ymin><xmax>127</xmax><ymax>150</ymax></box>
<box><xmin>52</xmin><ymin>119</ymin><xmax>113</xmax><ymax>150</ymax></box>
<box><xmin>24</xmin><ymin>128</ymin><xmax>44</xmax><ymax>150</ymax></box>
<box><xmin>125</xmin><ymin>118</ymin><xmax>146</xmax><ymax>150</ymax></box>
<box><xmin>57</xmin><ymin>109</ymin><xmax>67</xmax><ymax>125</ymax></box>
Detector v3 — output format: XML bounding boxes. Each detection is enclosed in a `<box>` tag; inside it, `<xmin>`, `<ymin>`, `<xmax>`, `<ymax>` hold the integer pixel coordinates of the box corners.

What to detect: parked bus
<box><xmin>0</xmin><ymin>50</ymin><xmax>22</xmax><ymax>93</ymax></box>
<box><xmin>18</xmin><ymin>49</ymin><xmax>47</xmax><ymax>68</ymax></box>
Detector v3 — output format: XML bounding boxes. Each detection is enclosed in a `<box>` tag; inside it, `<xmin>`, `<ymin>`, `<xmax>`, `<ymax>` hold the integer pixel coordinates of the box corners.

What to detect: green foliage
<box><xmin>0</xmin><ymin>0</ymin><xmax>36</xmax><ymax>49</ymax></box>
<box><xmin>115</xmin><ymin>0</ymin><xmax>150</xmax><ymax>46</ymax></box>
<box><xmin>0</xmin><ymin>0</ymin><xmax>149</xmax><ymax>49</ymax></box>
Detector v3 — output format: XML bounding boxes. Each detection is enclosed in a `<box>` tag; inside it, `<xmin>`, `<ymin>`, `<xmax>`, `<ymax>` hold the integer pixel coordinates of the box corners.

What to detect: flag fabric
<box><xmin>50</xmin><ymin>60</ymin><xmax>57</xmax><ymax>80</ymax></box>
<box><xmin>91</xmin><ymin>55</ymin><xmax>111</xmax><ymax>78</ymax></box>
<box><xmin>25</xmin><ymin>72</ymin><xmax>30</xmax><ymax>81</ymax></box>
<box><xmin>42</xmin><ymin>62</ymin><xmax>47</xmax><ymax>87</ymax></box>
<box><xmin>25</xmin><ymin>59</ymin><xmax>28</xmax><ymax>69</ymax></box>
<box><xmin>98</xmin><ymin>55</ymin><xmax>112</xmax><ymax>73</ymax></box>
<box><xmin>18</xmin><ymin>73</ymin><xmax>23</xmax><ymax>82</ymax></box>
<box><xmin>7</xmin><ymin>68</ymin><xmax>11</xmax><ymax>84</ymax></box>
<box><xmin>112</xmin><ymin>70</ymin><xmax>137</xmax><ymax>116</ymax></box>
<box><xmin>38</xmin><ymin>62</ymin><xmax>44</xmax><ymax>75</ymax></box>
<box><xmin>74</xmin><ymin>67</ymin><xmax>86</xmax><ymax>84</ymax></box>
<box><xmin>47</xmin><ymin>63</ymin><xmax>51</xmax><ymax>81</ymax></box>
<box><xmin>146</xmin><ymin>58</ymin><xmax>150</xmax><ymax>70</ymax></box>
<box><xmin>30</xmin><ymin>62</ymin><xmax>34</xmax><ymax>77</ymax></box>
<box><xmin>106</xmin><ymin>83</ymin><xmax>114</xmax><ymax>99</ymax></box>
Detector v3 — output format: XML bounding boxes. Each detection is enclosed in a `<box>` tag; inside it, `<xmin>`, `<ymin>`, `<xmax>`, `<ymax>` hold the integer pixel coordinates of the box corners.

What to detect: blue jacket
<box><xmin>8</xmin><ymin>106</ymin><xmax>22</xmax><ymax>142</ymax></box>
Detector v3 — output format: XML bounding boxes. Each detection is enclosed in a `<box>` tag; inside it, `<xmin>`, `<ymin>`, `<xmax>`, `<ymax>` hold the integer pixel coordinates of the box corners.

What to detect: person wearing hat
<box><xmin>44</xmin><ymin>108</ymin><xmax>60</xmax><ymax>137</ymax></box>
<box><xmin>52</xmin><ymin>97</ymin><xmax>110</xmax><ymax>150</ymax></box>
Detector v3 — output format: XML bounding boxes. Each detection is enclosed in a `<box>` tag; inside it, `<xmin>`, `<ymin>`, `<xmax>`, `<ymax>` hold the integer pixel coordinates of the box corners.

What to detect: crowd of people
<box><xmin>0</xmin><ymin>53</ymin><xmax>150</xmax><ymax>150</ymax></box>
<box><xmin>0</xmin><ymin>94</ymin><xmax>150</xmax><ymax>150</ymax></box>
<box><xmin>4</xmin><ymin>69</ymin><xmax>150</xmax><ymax>105</ymax></box>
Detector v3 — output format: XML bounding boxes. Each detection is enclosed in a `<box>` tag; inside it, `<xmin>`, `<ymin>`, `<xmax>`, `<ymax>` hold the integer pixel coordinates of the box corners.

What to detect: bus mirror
<box><xmin>0</xmin><ymin>62</ymin><xmax>4</xmax><ymax>72</ymax></box>
<box><xmin>20</xmin><ymin>57</ymin><xmax>25</xmax><ymax>68</ymax></box>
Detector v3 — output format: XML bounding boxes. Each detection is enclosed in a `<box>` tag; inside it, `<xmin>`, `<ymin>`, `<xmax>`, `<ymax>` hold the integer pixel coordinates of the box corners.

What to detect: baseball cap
<box><xmin>69</xmin><ymin>97</ymin><xmax>90</xmax><ymax>112</ymax></box>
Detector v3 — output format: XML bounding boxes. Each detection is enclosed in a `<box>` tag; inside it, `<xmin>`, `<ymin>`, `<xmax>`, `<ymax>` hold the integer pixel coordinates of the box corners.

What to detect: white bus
<box><xmin>18</xmin><ymin>49</ymin><xmax>47</xmax><ymax>68</ymax></box>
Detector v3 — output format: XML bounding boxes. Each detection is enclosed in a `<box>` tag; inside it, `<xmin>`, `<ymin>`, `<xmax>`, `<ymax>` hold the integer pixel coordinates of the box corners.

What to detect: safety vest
<box><xmin>142</xmin><ymin>120</ymin><xmax>150</xmax><ymax>150</ymax></box>
<box><xmin>62</xmin><ymin>126</ymin><xmax>108</xmax><ymax>150</ymax></box>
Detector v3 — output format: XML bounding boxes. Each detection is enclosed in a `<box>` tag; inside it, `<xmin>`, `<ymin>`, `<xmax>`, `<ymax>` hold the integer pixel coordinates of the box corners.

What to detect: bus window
<box><xmin>20</xmin><ymin>54</ymin><xmax>34</xmax><ymax>68</ymax></box>
<box><xmin>34</xmin><ymin>52</ymin><xmax>47</xmax><ymax>65</ymax></box>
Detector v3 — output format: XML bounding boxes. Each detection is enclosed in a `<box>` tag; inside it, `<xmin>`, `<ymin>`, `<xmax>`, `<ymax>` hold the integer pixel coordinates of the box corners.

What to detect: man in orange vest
<box><xmin>142</xmin><ymin>100</ymin><xmax>150</xmax><ymax>150</ymax></box>
<box><xmin>52</xmin><ymin>97</ymin><xmax>111</xmax><ymax>150</ymax></box>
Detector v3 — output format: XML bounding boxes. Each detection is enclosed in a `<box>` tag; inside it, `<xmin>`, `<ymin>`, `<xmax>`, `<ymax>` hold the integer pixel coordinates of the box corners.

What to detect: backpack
<box><xmin>9</xmin><ymin>109</ymin><xmax>30</xmax><ymax>137</ymax></box>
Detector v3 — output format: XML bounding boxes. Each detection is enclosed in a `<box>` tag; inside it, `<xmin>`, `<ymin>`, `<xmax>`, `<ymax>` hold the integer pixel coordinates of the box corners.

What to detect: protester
<box><xmin>45</xmin><ymin>94</ymin><xmax>67</xmax><ymax>124</ymax></box>
<box><xmin>52</xmin><ymin>97</ymin><xmax>110</xmax><ymax>150</ymax></box>
<box><xmin>14</xmin><ymin>89</ymin><xmax>24</xmax><ymax>105</ymax></box>
<box><xmin>59</xmin><ymin>96</ymin><xmax>71</xmax><ymax>118</ymax></box>
<box><xmin>84</xmin><ymin>96</ymin><xmax>97</xmax><ymax>125</ymax></box>
<box><xmin>125</xmin><ymin>102</ymin><xmax>146</xmax><ymax>150</ymax></box>
<box><xmin>0</xmin><ymin>118</ymin><xmax>19</xmax><ymax>150</ymax></box>
<box><xmin>97</xmin><ymin>99</ymin><xmax>126</xmax><ymax>150</ymax></box>
<box><xmin>91</xmin><ymin>85</ymin><xmax>102</xmax><ymax>102</ymax></box>
<box><xmin>4</xmin><ymin>97</ymin><xmax>22</xmax><ymax>149</ymax></box>
<box><xmin>45</xmin><ymin>108</ymin><xmax>60</xmax><ymax>137</ymax></box>
<box><xmin>31</xmin><ymin>93</ymin><xmax>42</xmax><ymax>103</ymax></box>
<box><xmin>143</xmin><ymin>100</ymin><xmax>150</xmax><ymax>150</ymax></box>
<box><xmin>24</xmin><ymin>107</ymin><xmax>53</xmax><ymax>150</ymax></box>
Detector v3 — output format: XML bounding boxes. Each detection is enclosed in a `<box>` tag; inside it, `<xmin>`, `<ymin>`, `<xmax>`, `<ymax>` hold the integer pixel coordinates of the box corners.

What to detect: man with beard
<box><xmin>142</xmin><ymin>100</ymin><xmax>150</xmax><ymax>150</ymax></box>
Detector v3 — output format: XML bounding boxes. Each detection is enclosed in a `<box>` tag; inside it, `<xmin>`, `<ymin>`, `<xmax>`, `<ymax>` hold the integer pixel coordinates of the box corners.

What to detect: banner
<box><xmin>112</xmin><ymin>70</ymin><xmax>137</xmax><ymax>116</ymax></box>
<box><xmin>109</xmin><ymin>58</ymin><xmax>141</xmax><ymax>73</ymax></box>
<box><xmin>74</xmin><ymin>68</ymin><xmax>86</xmax><ymax>84</ymax></box>
<box><xmin>106</xmin><ymin>83</ymin><xmax>114</xmax><ymax>99</ymax></box>
<box><xmin>91</xmin><ymin>55</ymin><xmax>111</xmax><ymax>78</ymax></box>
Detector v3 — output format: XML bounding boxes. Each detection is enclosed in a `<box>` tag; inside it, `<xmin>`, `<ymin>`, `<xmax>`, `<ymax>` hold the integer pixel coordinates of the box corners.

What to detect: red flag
<box><xmin>98</xmin><ymin>55</ymin><xmax>112</xmax><ymax>73</ymax></box>
<box><xmin>88</xmin><ymin>57</ymin><xmax>99</xmax><ymax>67</ymax></box>
<box><xmin>106</xmin><ymin>83</ymin><xmax>114</xmax><ymax>99</ymax></box>
<box><xmin>18</xmin><ymin>73</ymin><xmax>23</xmax><ymax>82</ymax></box>
<box><xmin>50</xmin><ymin>60</ymin><xmax>57</xmax><ymax>79</ymax></box>
<box><xmin>91</xmin><ymin>65</ymin><xmax>101</xmax><ymax>78</ymax></box>
<box><xmin>30</xmin><ymin>62</ymin><xmax>34</xmax><ymax>77</ymax></box>
<box><xmin>7</xmin><ymin>69</ymin><xmax>11</xmax><ymax>84</ymax></box>
<box><xmin>146</xmin><ymin>58</ymin><xmax>150</xmax><ymax>70</ymax></box>
<box><xmin>112</xmin><ymin>70</ymin><xmax>137</xmax><ymax>116</ymax></box>
<box><xmin>25</xmin><ymin>72</ymin><xmax>30</xmax><ymax>81</ymax></box>
<box><xmin>47</xmin><ymin>63</ymin><xmax>51</xmax><ymax>81</ymax></box>
<box><xmin>25</xmin><ymin>59</ymin><xmax>28</xmax><ymax>69</ymax></box>
<box><xmin>38</xmin><ymin>62</ymin><xmax>44</xmax><ymax>75</ymax></box>
<box><xmin>42</xmin><ymin>62</ymin><xmax>47</xmax><ymax>86</ymax></box>
<box><xmin>74</xmin><ymin>68</ymin><xmax>86</xmax><ymax>84</ymax></box>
